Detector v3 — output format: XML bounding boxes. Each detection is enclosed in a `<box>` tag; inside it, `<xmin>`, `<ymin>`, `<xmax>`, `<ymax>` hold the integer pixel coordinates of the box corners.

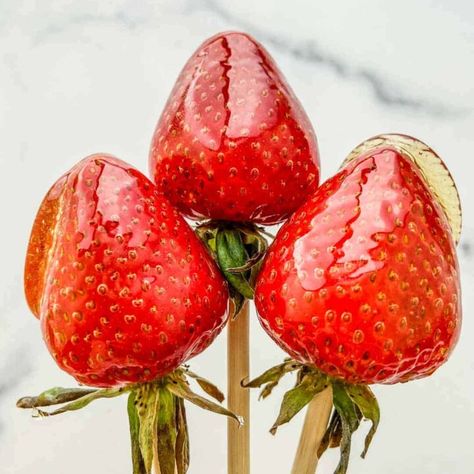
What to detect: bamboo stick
<box><xmin>227</xmin><ymin>301</ymin><xmax>250</xmax><ymax>474</ymax></box>
<box><xmin>291</xmin><ymin>386</ymin><xmax>333</xmax><ymax>474</ymax></box>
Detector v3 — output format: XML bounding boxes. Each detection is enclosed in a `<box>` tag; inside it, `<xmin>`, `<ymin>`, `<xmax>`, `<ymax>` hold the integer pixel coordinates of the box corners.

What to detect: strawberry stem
<box><xmin>17</xmin><ymin>367</ymin><xmax>236</xmax><ymax>474</ymax></box>
<box><xmin>195</xmin><ymin>221</ymin><xmax>269</xmax><ymax>317</ymax></box>
<box><xmin>216</xmin><ymin>229</ymin><xmax>254</xmax><ymax>300</ymax></box>
<box><xmin>244</xmin><ymin>360</ymin><xmax>380</xmax><ymax>474</ymax></box>
<box><xmin>128</xmin><ymin>391</ymin><xmax>147</xmax><ymax>474</ymax></box>
<box><xmin>156</xmin><ymin>386</ymin><xmax>178</xmax><ymax>474</ymax></box>
<box><xmin>135</xmin><ymin>383</ymin><xmax>160</xmax><ymax>473</ymax></box>
<box><xmin>175</xmin><ymin>397</ymin><xmax>190</xmax><ymax>474</ymax></box>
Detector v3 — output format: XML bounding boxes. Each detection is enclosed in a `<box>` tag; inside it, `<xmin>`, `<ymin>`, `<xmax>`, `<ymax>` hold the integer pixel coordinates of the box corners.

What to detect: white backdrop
<box><xmin>1</xmin><ymin>1</ymin><xmax>473</xmax><ymax>473</ymax></box>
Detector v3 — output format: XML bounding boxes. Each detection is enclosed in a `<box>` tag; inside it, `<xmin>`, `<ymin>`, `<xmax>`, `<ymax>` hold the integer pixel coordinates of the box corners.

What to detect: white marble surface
<box><xmin>1</xmin><ymin>1</ymin><xmax>474</xmax><ymax>473</ymax></box>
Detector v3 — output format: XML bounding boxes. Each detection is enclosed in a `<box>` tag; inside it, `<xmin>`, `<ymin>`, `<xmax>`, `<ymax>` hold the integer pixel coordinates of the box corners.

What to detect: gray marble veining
<box><xmin>197</xmin><ymin>0</ymin><xmax>470</xmax><ymax>114</ymax></box>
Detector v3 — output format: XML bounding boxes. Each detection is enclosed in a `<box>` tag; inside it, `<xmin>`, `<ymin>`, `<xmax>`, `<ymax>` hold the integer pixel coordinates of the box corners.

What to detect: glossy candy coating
<box><xmin>256</xmin><ymin>145</ymin><xmax>461</xmax><ymax>384</ymax></box>
<box><xmin>25</xmin><ymin>155</ymin><xmax>229</xmax><ymax>387</ymax></box>
<box><xmin>149</xmin><ymin>31</ymin><xmax>320</xmax><ymax>225</ymax></box>
<box><xmin>344</xmin><ymin>134</ymin><xmax>462</xmax><ymax>244</ymax></box>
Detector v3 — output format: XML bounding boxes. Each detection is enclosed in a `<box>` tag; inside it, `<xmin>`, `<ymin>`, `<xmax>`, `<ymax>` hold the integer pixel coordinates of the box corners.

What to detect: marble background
<box><xmin>1</xmin><ymin>0</ymin><xmax>473</xmax><ymax>472</ymax></box>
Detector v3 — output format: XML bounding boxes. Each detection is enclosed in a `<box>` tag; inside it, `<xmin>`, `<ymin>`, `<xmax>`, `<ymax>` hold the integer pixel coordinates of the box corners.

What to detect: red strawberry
<box><xmin>21</xmin><ymin>154</ymin><xmax>240</xmax><ymax>474</ymax></box>
<box><xmin>149</xmin><ymin>31</ymin><xmax>320</xmax><ymax>225</ymax></box>
<box><xmin>24</xmin><ymin>154</ymin><xmax>229</xmax><ymax>387</ymax></box>
<box><xmin>248</xmin><ymin>134</ymin><xmax>462</xmax><ymax>472</ymax></box>
<box><xmin>256</xmin><ymin>134</ymin><xmax>461</xmax><ymax>384</ymax></box>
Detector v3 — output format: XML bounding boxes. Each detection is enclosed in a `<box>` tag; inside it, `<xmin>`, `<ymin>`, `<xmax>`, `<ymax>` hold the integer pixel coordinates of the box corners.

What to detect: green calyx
<box><xmin>243</xmin><ymin>359</ymin><xmax>380</xmax><ymax>474</ymax></box>
<box><xmin>195</xmin><ymin>221</ymin><xmax>269</xmax><ymax>317</ymax></box>
<box><xmin>128</xmin><ymin>370</ymin><xmax>242</xmax><ymax>474</ymax></box>
<box><xmin>16</xmin><ymin>385</ymin><xmax>128</xmax><ymax>416</ymax></box>
<box><xmin>17</xmin><ymin>367</ymin><xmax>241</xmax><ymax>474</ymax></box>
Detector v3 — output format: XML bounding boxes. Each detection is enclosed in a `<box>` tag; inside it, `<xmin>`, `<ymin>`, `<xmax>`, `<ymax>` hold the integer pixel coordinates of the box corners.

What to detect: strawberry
<box><xmin>25</xmin><ymin>153</ymin><xmax>229</xmax><ymax>387</ymax></box>
<box><xmin>149</xmin><ymin>31</ymin><xmax>320</xmax><ymax>226</ymax></box>
<box><xmin>256</xmin><ymin>134</ymin><xmax>461</xmax><ymax>384</ymax></box>
<box><xmin>21</xmin><ymin>154</ymin><xmax>239</xmax><ymax>474</ymax></box>
<box><xmin>247</xmin><ymin>135</ymin><xmax>462</xmax><ymax>473</ymax></box>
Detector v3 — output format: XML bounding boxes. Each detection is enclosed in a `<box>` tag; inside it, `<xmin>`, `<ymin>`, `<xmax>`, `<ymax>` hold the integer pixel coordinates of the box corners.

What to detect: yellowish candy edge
<box><xmin>343</xmin><ymin>134</ymin><xmax>462</xmax><ymax>245</ymax></box>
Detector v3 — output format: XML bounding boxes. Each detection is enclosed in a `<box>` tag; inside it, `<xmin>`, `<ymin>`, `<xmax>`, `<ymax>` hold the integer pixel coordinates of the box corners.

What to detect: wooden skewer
<box><xmin>227</xmin><ymin>301</ymin><xmax>250</xmax><ymax>474</ymax></box>
<box><xmin>291</xmin><ymin>386</ymin><xmax>333</xmax><ymax>474</ymax></box>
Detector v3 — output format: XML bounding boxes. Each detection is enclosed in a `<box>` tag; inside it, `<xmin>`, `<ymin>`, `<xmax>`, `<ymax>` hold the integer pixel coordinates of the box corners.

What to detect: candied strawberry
<box><xmin>24</xmin><ymin>154</ymin><xmax>229</xmax><ymax>387</ymax></box>
<box><xmin>247</xmin><ymin>135</ymin><xmax>462</xmax><ymax>474</ymax></box>
<box><xmin>256</xmin><ymin>136</ymin><xmax>461</xmax><ymax>384</ymax></box>
<box><xmin>149</xmin><ymin>31</ymin><xmax>320</xmax><ymax>225</ymax></box>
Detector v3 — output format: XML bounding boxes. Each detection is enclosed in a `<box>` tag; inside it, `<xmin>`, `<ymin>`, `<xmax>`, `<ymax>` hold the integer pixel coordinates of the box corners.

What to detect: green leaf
<box><xmin>221</xmin><ymin>270</ymin><xmax>254</xmax><ymax>300</ymax></box>
<box><xmin>335</xmin><ymin>414</ymin><xmax>353</xmax><ymax>474</ymax></box>
<box><xmin>239</xmin><ymin>225</ymin><xmax>270</xmax><ymax>250</ymax></box>
<box><xmin>175</xmin><ymin>397</ymin><xmax>190</xmax><ymax>474</ymax></box>
<box><xmin>345</xmin><ymin>384</ymin><xmax>380</xmax><ymax>458</ymax></box>
<box><xmin>229</xmin><ymin>290</ymin><xmax>245</xmax><ymax>320</ymax></box>
<box><xmin>270</xmin><ymin>372</ymin><xmax>329</xmax><ymax>435</ymax></box>
<box><xmin>249</xmin><ymin>259</ymin><xmax>264</xmax><ymax>289</ymax></box>
<box><xmin>222</xmin><ymin>229</ymin><xmax>248</xmax><ymax>263</ymax></box>
<box><xmin>135</xmin><ymin>383</ymin><xmax>160</xmax><ymax>474</ymax></box>
<box><xmin>128</xmin><ymin>392</ymin><xmax>147</xmax><ymax>474</ymax></box>
<box><xmin>241</xmin><ymin>226</ymin><xmax>269</xmax><ymax>288</ymax></box>
<box><xmin>328</xmin><ymin>412</ymin><xmax>343</xmax><ymax>449</ymax></box>
<box><xmin>332</xmin><ymin>383</ymin><xmax>359</xmax><ymax>432</ymax></box>
<box><xmin>317</xmin><ymin>409</ymin><xmax>340</xmax><ymax>458</ymax></box>
<box><xmin>156</xmin><ymin>387</ymin><xmax>177</xmax><ymax>474</ymax></box>
<box><xmin>207</xmin><ymin>237</ymin><xmax>217</xmax><ymax>252</ymax></box>
<box><xmin>224</xmin><ymin>269</ymin><xmax>254</xmax><ymax>300</ymax></box>
<box><xmin>332</xmin><ymin>382</ymin><xmax>360</xmax><ymax>474</ymax></box>
<box><xmin>33</xmin><ymin>386</ymin><xmax>128</xmax><ymax>417</ymax></box>
<box><xmin>199</xmin><ymin>224</ymin><xmax>270</xmax><ymax>301</ymax></box>
<box><xmin>16</xmin><ymin>386</ymin><xmax>96</xmax><ymax>408</ymax></box>
<box><xmin>216</xmin><ymin>229</ymin><xmax>254</xmax><ymax>299</ymax></box>
<box><xmin>255</xmin><ymin>226</ymin><xmax>275</xmax><ymax>240</ymax></box>
<box><xmin>166</xmin><ymin>377</ymin><xmax>243</xmax><ymax>426</ymax></box>
<box><xmin>225</xmin><ymin>250</ymin><xmax>266</xmax><ymax>274</ymax></box>
<box><xmin>242</xmin><ymin>359</ymin><xmax>302</xmax><ymax>400</ymax></box>
<box><xmin>186</xmin><ymin>370</ymin><xmax>225</xmax><ymax>403</ymax></box>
